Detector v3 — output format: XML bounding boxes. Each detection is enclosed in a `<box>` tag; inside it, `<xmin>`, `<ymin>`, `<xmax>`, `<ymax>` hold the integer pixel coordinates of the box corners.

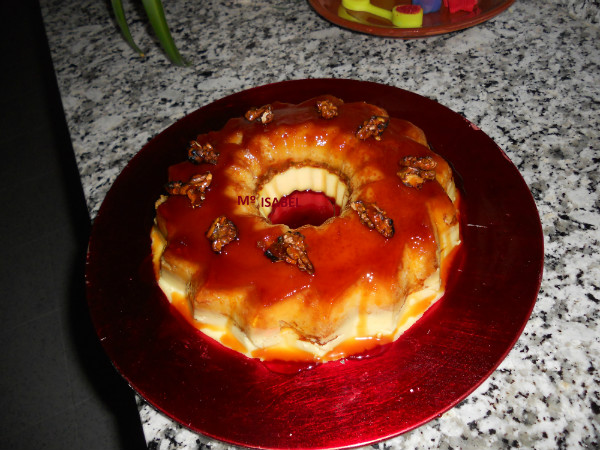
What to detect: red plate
<box><xmin>86</xmin><ymin>79</ymin><xmax>543</xmax><ymax>449</ymax></box>
<box><xmin>308</xmin><ymin>0</ymin><xmax>515</xmax><ymax>38</ymax></box>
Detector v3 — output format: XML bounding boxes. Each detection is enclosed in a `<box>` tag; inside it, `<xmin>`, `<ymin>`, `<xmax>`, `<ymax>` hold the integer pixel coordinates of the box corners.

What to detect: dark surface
<box><xmin>86</xmin><ymin>79</ymin><xmax>543</xmax><ymax>449</ymax></box>
<box><xmin>0</xmin><ymin>2</ymin><xmax>146</xmax><ymax>449</ymax></box>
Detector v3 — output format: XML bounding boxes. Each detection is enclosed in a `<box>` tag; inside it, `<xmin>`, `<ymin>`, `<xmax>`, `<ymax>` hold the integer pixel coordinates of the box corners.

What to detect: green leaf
<box><xmin>141</xmin><ymin>0</ymin><xmax>188</xmax><ymax>66</ymax></box>
<box><xmin>111</xmin><ymin>0</ymin><xmax>145</xmax><ymax>57</ymax></box>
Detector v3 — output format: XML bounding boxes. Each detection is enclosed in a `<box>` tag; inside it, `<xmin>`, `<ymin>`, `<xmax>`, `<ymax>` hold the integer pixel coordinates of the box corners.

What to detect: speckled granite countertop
<box><xmin>40</xmin><ymin>0</ymin><xmax>599</xmax><ymax>448</ymax></box>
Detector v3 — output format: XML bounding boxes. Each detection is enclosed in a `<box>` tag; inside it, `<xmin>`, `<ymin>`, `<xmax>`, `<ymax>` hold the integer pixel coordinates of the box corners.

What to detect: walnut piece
<box><xmin>245</xmin><ymin>104</ymin><xmax>274</xmax><ymax>124</ymax></box>
<box><xmin>356</xmin><ymin>115</ymin><xmax>389</xmax><ymax>140</ymax></box>
<box><xmin>206</xmin><ymin>216</ymin><xmax>238</xmax><ymax>253</ymax></box>
<box><xmin>166</xmin><ymin>172</ymin><xmax>212</xmax><ymax>207</ymax></box>
<box><xmin>264</xmin><ymin>231</ymin><xmax>314</xmax><ymax>275</ymax></box>
<box><xmin>316</xmin><ymin>99</ymin><xmax>339</xmax><ymax>119</ymax></box>
<box><xmin>397</xmin><ymin>156</ymin><xmax>437</xmax><ymax>188</ymax></box>
<box><xmin>188</xmin><ymin>141</ymin><xmax>219</xmax><ymax>165</ymax></box>
<box><xmin>351</xmin><ymin>200</ymin><xmax>394</xmax><ymax>238</ymax></box>
<box><xmin>401</xmin><ymin>155</ymin><xmax>437</xmax><ymax>171</ymax></box>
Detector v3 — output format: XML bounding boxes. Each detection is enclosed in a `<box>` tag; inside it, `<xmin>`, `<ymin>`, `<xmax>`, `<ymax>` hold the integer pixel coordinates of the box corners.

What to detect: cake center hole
<box><xmin>257</xmin><ymin>166</ymin><xmax>349</xmax><ymax>229</ymax></box>
<box><xmin>268</xmin><ymin>190</ymin><xmax>341</xmax><ymax>228</ymax></box>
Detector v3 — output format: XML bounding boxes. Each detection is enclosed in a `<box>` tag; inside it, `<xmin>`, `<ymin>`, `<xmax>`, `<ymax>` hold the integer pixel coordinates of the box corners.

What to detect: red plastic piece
<box><xmin>395</xmin><ymin>5</ymin><xmax>422</xmax><ymax>14</ymax></box>
<box><xmin>444</xmin><ymin>0</ymin><xmax>478</xmax><ymax>13</ymax></box>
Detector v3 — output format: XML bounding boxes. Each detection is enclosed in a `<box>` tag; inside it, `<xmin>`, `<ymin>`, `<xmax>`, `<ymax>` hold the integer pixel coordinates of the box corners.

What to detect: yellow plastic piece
<box><xmin>392</xmin><ymin>5</ymin><xmax>424</xmax><ymax>28</ymax></box>
<box><xmin>337</xmin><ymin>5</ymin><xmax>362</xmax><ymax>23</ymax></box>
<box><xmin>341</xmin><ymin>0</ymin><xmax>393</xmax><ymax>22</ymax></box>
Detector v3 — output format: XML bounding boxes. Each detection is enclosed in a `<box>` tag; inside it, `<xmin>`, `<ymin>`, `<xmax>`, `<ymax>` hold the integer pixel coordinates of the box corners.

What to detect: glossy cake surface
<box><xmin>151</xmin><ymin>96</ymin><xmax>461</xmax><ymax>362</ymax></box>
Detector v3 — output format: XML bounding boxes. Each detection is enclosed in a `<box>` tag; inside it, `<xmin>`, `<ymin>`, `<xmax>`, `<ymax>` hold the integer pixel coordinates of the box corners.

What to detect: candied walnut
<box><xmin>245</xmin><ymin>104</ymin><xmax>274</xmax><ymax>124</ymax></box>
<box><xmin>351</xmin><ymin>200</ymin><xmax>394</xmax><ymax>238</ymax></box>
<box><xmin>444</xmin><ymin>213</ymin><xmax>458</xmax><ymax>226</ymax></box>
<box><xmin>401</xmin><ymin>155</ymin><xmax>437</xmax><ymax>171</ymax></box>
<box><xmin>356</xmin><ymin>115</ymin><xmax>389</xmax><ymax>140</ymax></box>
<box><xmin>188</xmin><ymin>141</ymin><xmax>219</xmax><ymax>165</ymax></box>
<box><xmin>397</xmin><ymin>166</ymin><xmax>425</xmax><ymax>189</ymax></box>
<box><xmin>397</xmin><ymin>156</ymin><xmax>437</xmax><ymax>188</ymax></box>
<box><xmin>206</xmin><ymin>216</ymin><xmax>238</xmax><ymax>253</ymax></box>
<box><xmin>166</xmin><ymin>172</ymin><xmax>212</xmax><ymax>207</ymax></box>
<box><xmin>316</xmin><ymin>99</ymin><xmax>339</xmax><ymax>119</ymax></box>
<box><xmin>264</xmin><ymin>231</ymin><xmax>314</xmax><ymax>275</ymax></box>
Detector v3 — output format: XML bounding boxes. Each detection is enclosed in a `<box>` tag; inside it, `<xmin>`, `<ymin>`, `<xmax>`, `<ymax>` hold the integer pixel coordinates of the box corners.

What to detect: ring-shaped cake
<box><xmin>151</xmin><ymin>95</ymin><xmax>461</xmax><ymax>362</ymax></box>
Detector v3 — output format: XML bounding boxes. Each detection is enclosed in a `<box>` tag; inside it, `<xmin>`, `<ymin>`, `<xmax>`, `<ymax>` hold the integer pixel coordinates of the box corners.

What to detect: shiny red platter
<box><xmin>86</xmin><ymin>79</ymin><xmax>543</xmax><ymax>449</ymax></box>
<box><xmin>308</xmin><ymin>0</ymin><xmax>515</xmax><ymax>38</ymax></box>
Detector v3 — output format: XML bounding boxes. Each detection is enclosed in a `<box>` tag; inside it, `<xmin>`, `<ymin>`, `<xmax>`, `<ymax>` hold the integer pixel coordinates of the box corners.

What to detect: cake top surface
<box><xmin>155</xmin><ymin>97</ymin><xmax>458</xmax><ymax>308</ymax></box>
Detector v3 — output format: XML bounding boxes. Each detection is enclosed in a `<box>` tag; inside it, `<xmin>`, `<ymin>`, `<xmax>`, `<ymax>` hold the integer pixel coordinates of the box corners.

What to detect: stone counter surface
<box><xmin>40</xmin><ymin>0</ymin><xmax>599</xmax><ymax>448</ymax></box>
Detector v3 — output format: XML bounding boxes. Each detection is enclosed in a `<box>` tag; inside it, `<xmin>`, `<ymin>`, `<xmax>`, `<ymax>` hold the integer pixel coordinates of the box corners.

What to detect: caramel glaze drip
<box><xmin>155</xmin><ymin>98</ymin><xmax>457</xmax><ymax>315</ymax></box>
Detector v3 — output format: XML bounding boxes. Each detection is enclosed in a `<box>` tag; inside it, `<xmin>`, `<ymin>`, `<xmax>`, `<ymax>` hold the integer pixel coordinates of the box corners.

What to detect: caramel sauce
<box><xmin>170</xmin><ymin>291</ymin><xmax>194</xmax><ymax>323</ymax></box>
<box><xmin>324</xmin><ymin>335</ymin><xmax>394</xmax><ymax>362</ymax></box>
<box><xmin>155</xmin><ymin>97</ymin><xmax>461</xmax><ymax>361</ymax></box>
<box><xmin>219</xmin><ymin>330</ymin><xmax>248</xmax><ymax>355</ymax></box>
<box><xmin>252</xmin><ymin>346</ymin><xmax>315</xmax><ymax>362</ymax></box>
<box><xmin>396</xmin><ymin>294</ymin><xmax>437</xmax><ymax>331</ymax></box>
<box><xmin>440</xmin><ymin>236</ymin><xmax>463</xmax><ymax>286</ymax></box>
<box><xmin>197</xmin><ymin>322</ymin><xmax>221</xmax><ymax>332</ymax></box>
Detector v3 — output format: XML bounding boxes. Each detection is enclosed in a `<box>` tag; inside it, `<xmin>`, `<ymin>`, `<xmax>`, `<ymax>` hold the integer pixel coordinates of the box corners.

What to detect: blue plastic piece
<box><xmin>413</xmin><ymin>0</ymin><xmax>442</xmax><ymax>14</ymax></box>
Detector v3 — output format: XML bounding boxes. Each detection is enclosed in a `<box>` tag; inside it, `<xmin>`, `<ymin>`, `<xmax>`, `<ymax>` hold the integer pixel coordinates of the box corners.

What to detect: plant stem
<box><xmin>141</xmin><ymin>0</ymin><xmax>187</xmax><ymax>66</ymax></box>
<box><xmin>111</xmin><ymin>0</ymin><xmax>145</xmax><ymax>57</ymax></box>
